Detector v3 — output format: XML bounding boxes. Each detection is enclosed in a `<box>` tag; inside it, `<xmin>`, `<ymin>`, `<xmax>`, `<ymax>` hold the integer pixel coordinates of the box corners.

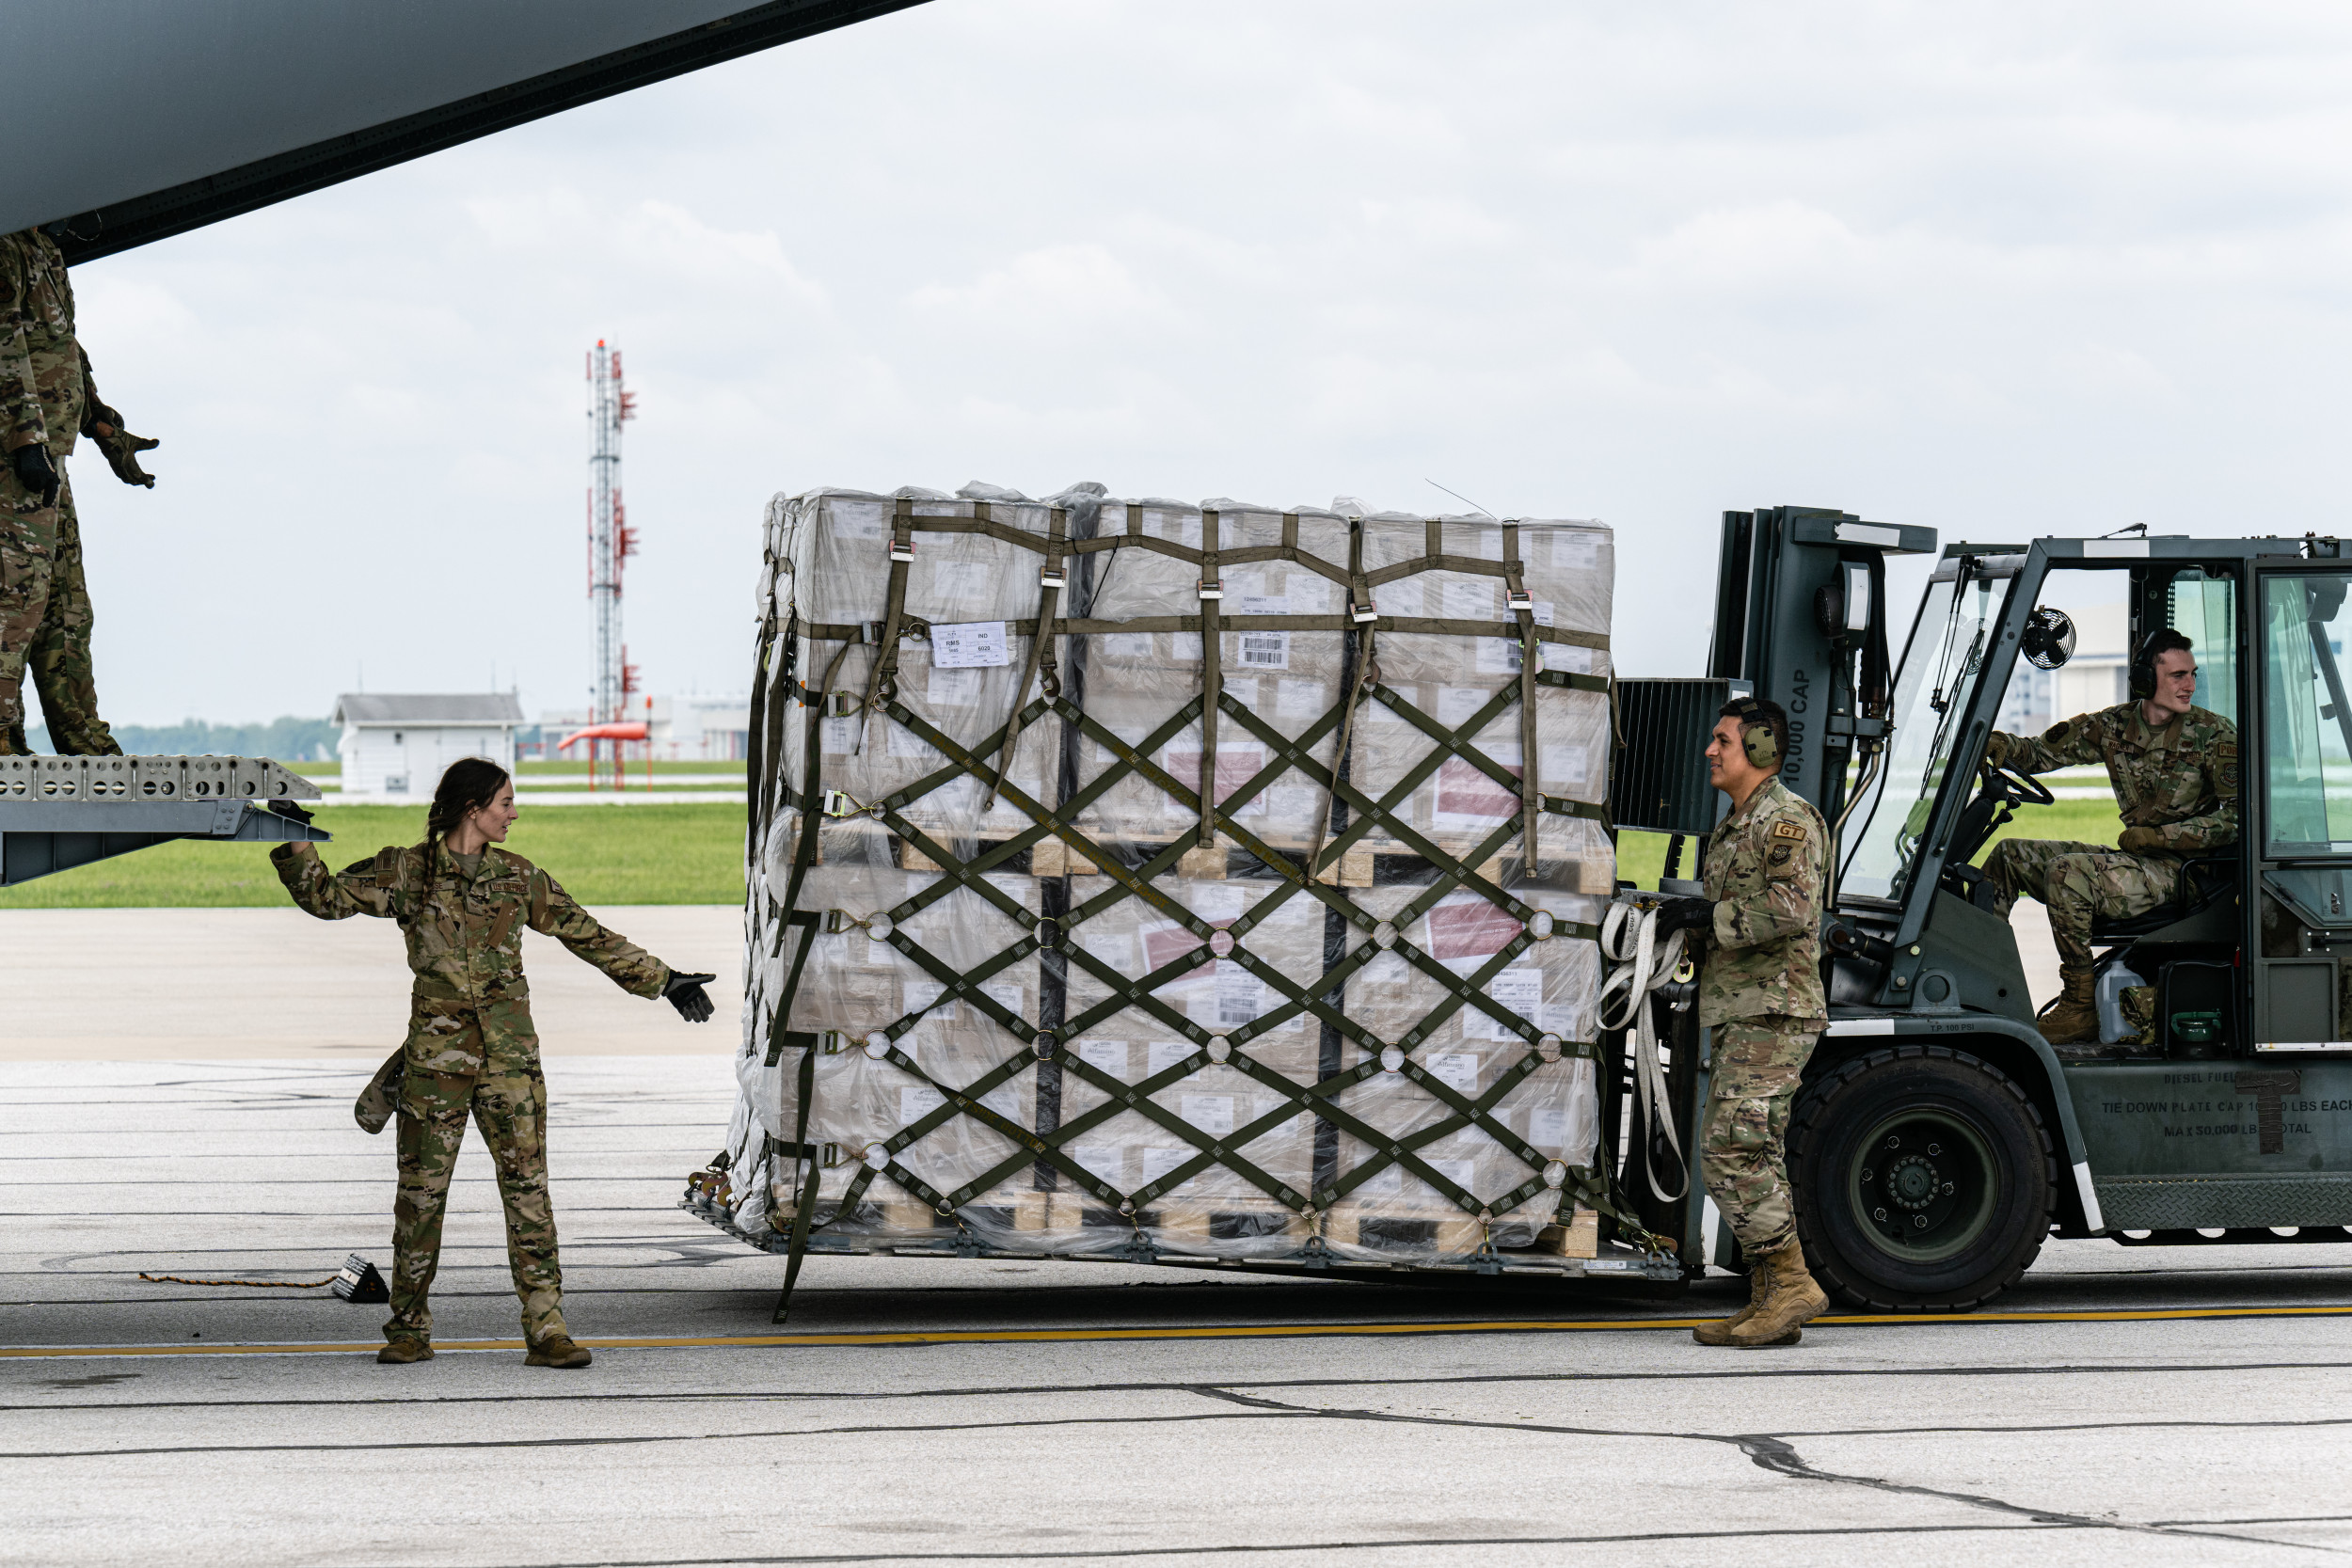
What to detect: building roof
<box><xmin>332</xmin><ymin>693</ymin><xmax>526</xmax><ymax>726</ymax></box>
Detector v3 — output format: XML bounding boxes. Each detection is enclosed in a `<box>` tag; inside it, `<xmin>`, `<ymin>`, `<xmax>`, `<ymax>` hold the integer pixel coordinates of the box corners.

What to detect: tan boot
<box><xmin>1726</xmin><ymin>1237</ymin><xmax>1827</xmax><ymax>1348</ymax></box>
<box><xmin>2035</xmin><ymin>966</ymin><xmax>2099</xmax><ymax>1046</ymax></box>
<box><xmin>525</xmin><ymin>1333</ymin><xmax>593</xmax><ymax>1369</ymax></box>
<box><xmin>376</xmin><ymin>1338</ymin><xmax>433</xmax><ymax>1364</ymax></box>
<box><xmin>1692</xmin><ymin>1263</ymin><xmax>1765</xmax><ymax>1346</ymax></box>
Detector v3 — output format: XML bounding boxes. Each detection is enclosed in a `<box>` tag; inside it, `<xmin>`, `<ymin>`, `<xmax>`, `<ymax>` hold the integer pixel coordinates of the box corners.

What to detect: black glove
<box><xmin>10</xmin><ymin>443</ymin><xmax>59</xmax><ymax>506</ymax></box>
<box><xmin>1646</xmin><ymin>895</ymin><xmax>1714</xmax><ymax>938</ymax></box>
<box><xmin>664</xmin><ymin>971</ymin><xmax>718</xmax><ymax>1022</ymax></box>
<box><xmin>94</xmin><ymin>423</ymin><xmax>158</xmax><ymax>488</ymax></box>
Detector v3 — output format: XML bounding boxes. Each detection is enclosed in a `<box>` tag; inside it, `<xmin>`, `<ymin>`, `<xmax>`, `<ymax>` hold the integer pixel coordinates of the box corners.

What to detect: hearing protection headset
<box><xmin>1729</xmin><ymin>698</ymin><xmax>1782</xmax><ymax>770</ymax></box>
<box><xmin>2127</xmin><ymin>634</ymin><xmax>2157</xmax><ymax>702</ymax></box>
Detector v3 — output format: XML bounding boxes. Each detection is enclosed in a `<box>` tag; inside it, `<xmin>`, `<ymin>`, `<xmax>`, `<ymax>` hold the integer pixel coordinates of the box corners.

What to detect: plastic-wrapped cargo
<box><xmin>709</xmin><ymin>481</ymin><xmax>1623</xmax><ymax>1280</ymax></box>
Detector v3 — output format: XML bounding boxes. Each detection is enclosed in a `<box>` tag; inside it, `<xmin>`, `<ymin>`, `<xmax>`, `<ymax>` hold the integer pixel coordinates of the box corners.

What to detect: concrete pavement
<box><xmin>5</xmin><ymin>1053</ymin><xmax>2350</xmax><ymax>1567</ymax></box>
<box><xmin>0</xmin><ymin>906</ymin><xmax>742</xmax><ymax>1060</ymax></box>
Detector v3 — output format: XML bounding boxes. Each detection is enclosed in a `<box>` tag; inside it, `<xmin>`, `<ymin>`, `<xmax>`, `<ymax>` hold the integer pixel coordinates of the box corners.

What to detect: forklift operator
<box><xmin>1981</xmin><ymin>628</ymin><xmax>2239</xmax><ymax>1048</ymax></box>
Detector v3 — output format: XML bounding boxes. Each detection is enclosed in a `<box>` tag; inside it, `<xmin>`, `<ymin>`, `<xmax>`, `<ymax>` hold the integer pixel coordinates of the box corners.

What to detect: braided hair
<box><xmin>425</xmin><ymin>757</ymin><xmax>512</xmax><ymax>845</ymax></box>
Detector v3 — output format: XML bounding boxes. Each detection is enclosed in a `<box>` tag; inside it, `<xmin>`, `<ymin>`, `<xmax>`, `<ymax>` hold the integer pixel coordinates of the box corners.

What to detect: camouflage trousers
<box><xmin>389</xmin><ymin>1006</ymin><xmax>565</xmax><ymax>1347</ymax></box>
<box><xmin>1701</xmin><ymin>1014</ymin><xmax>1823</xmax><ymax>1254</ymax></box>
<box><xmin>0</xmin><ymin>468</ymin><xmax>119</xmax><ymax>756</ymax></box>
<box><xmin>1981</xmin><ymin>838</ymin><xmax>2179</xmax><ymax>972</ymax></box>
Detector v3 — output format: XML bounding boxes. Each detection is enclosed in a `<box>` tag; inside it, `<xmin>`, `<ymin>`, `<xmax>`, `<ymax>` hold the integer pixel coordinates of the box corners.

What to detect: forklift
<box><xmin>1613</xmin><ymin>511</ymin><xmax>2352</xmax><ymax>1311</ymax></box>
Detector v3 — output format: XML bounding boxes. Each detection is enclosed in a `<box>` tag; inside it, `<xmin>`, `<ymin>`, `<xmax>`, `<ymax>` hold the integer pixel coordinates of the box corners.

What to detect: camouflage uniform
<box><xmin>273</xmin><ymin>839</ymin><xmax>675</xmax><ymax>1348</ymax></box>
<box><xmin>0</xmin><ymin>227</ymin><xmax>118</xmax><ymax>756</ymax></box>
<box><xmin>1695</xmin><ymin>777</ymin><xmax>1828</xmax><ymax>1254</ymax></box>
<box><xmin>1982</xmin><ymin>703</ymin><xmax>2239</xmax><ymax>971</ymax></box>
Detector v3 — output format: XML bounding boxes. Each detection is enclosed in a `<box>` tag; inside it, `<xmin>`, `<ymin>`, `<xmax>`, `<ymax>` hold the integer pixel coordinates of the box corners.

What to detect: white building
<box><xmin>334</xmin><ymin>693</ymin><xmax>524</xmax><ymax>798</ymax></box>
<box><xmin>658</xmin><ymin>694</ymin><xmax>752</xmax><ymax>761</ymax></box>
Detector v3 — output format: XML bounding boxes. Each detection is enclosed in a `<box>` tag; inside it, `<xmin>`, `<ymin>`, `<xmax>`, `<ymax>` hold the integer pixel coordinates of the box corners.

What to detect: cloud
<box><xmin>52</xmin><ymin>0</ymin><xmax>2352</xmax><ymax>722</ymax></box>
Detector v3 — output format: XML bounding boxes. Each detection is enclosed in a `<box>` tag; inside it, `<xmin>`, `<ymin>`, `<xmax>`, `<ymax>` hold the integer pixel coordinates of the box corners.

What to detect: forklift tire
<box><xmin>1788</xmin><ymin>1044</ymin><xmax>2055</xmax><ymax>1313</ymax></box>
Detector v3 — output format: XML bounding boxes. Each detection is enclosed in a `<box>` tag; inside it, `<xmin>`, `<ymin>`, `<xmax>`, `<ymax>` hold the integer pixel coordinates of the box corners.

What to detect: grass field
<box><xmin>1614</xmin><ymin>795</ymin><xmax>2126</xmax><ymax>890</ymax></box>
<box><xmin>0</xmin><ymin>803</ymin><xmax>748</xmax><ymax>909</ymax></box>
<box><xmin>2</xmin><ymin>781</ymin><xmax>2123</xmax><ymax>910</ymax></box>
<box><xmin>284</xmin><ymin>762</ymin><xmax>745</xmax><ymax>779</ymax></box>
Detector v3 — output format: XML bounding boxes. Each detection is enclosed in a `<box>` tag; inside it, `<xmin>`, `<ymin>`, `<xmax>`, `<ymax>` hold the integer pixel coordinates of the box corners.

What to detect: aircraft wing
<box><xmin>8</xmin><ymin>0</ymin><xmax>930</xmax><ymax>262</ymax></box>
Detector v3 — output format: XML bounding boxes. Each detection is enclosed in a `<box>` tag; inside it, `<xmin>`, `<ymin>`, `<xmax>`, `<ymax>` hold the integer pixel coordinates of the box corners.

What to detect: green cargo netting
<box><xmin>708</xmin><ymin>484</ymin><xmax>1660</xmax><ymax>1310</ymax></box>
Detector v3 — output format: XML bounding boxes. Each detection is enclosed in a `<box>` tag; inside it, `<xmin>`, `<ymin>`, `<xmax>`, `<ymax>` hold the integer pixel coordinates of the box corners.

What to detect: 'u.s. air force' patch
<box><xmin>1771</xmin><ymin>822</ymin><xmax>1807</xmax><ymax>842</ymax></box>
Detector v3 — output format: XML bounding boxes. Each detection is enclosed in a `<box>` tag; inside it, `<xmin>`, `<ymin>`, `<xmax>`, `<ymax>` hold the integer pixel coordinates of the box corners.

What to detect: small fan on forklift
<box><xmin>2021</xmin><ymin>606</ymin><xmax>2076</xmax><ymax>672</ymax></box>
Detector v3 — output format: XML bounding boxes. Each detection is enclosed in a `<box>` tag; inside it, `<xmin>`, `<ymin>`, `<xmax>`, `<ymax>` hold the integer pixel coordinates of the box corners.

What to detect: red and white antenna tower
<box><xmin>586</xmin><ymin>341</ymin><xmax>640</xmax><ymax>728</ymax></box>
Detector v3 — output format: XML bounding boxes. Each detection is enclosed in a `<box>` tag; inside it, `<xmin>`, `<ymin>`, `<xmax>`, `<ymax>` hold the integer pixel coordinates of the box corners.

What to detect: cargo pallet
<box><xmin>676</xmin><ymin>1185</ymin><xmax>1679</xmax><ymax>1283</ymax></box>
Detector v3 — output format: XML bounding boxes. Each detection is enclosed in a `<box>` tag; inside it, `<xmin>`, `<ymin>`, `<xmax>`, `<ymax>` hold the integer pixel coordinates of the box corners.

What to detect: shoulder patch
<box><xmin>340</xmin><ymin>858</ymin><xmax>378</xmax><ymax>878</ymax></box>
<box><xmin>1772</xmin><ymin>821</ymin><xmax>1807</xmax><ymax>841</ymax></box>
<box><xmin>2042</xmin><ymin>720</ymin><xmax>2073</xmax><ymax>745</ymax></box>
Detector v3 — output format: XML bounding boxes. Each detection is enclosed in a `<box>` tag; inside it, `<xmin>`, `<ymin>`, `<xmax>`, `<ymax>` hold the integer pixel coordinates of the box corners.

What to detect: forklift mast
<box><xmin>1707</xmin><ymin>507</ymin><xmax>1936</xmax><ymax>838</ymax></box>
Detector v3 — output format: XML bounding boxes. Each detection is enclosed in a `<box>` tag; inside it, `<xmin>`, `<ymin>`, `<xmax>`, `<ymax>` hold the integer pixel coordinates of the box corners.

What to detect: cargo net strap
<box><xmin>751</xmin><ymin>509</ymin><xmax>1665</xmax><ymax>1294</ymax></box>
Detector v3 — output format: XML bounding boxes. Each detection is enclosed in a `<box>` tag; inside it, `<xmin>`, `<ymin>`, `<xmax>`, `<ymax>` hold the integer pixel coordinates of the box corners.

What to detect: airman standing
<box><xmin>0</xmin><ymin>224</ymin><xmax>157</xmax><ymax>755</ymax></box>
<box><xmin>1648</xmin><ymin>696</ymin><xmax>1832</xmax><ymax>1348</ymax></box>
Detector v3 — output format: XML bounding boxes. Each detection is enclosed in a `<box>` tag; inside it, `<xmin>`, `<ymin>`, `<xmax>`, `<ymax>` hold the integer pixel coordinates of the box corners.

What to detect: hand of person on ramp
<box><xmin>663</xmin><ymin>972</ymin><xmax>719</xmax><ymax>1022</ymax></box>
<box><xmin>80</xmin><ymin>401</ymin><xmax>159</xmax><ymax>486</ymax></box>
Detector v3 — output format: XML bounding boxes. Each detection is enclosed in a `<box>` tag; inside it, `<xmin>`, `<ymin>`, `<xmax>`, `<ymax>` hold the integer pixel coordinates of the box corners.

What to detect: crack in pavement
<box><xmin>8</xmin><ymin>1357</ymin><xmax>2352</xmax><ymax>1415</ymax></box>
<box><xmin>1186</xmin><ymin>1385</ymin><xmax>2345</xmax><ymax>1556</ymax></box>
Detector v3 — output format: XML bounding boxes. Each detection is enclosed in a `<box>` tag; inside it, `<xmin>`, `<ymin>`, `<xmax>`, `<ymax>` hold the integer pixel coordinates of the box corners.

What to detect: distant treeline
<box><xmin>24</xmin><ymin>716</ymin><xmax>340</xmax><ymax>760</ymax></box>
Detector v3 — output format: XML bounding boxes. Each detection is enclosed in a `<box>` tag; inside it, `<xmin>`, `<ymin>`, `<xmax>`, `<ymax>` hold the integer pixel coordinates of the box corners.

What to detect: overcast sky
<box><xmin>56</xmin><ymin>0</ymin><xmax>2352</xmax><ymax>726</ymax></box>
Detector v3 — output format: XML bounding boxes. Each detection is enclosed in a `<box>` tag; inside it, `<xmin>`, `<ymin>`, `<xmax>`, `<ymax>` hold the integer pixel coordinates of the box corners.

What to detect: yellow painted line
<box><xmin>7</xmin><ymin>1303</ymin><xmax>2352</xmax><ymax>1360</ymax></box>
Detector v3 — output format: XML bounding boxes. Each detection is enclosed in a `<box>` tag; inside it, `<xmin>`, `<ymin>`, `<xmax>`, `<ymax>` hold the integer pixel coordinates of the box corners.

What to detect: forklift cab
<box><xmin>1833</xmin><ymin>534</ymin><xmax>2352</xmax><ymax>1052</ymax></box>
<box><xmin>1765</xmin><ymin>533</ymin><xmax>2352</xmax><ymax>1312</ymax></box>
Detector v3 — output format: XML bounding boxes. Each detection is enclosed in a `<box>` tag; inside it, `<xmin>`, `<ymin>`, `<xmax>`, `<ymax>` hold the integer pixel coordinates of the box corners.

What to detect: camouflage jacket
<box><xmin>271</xmin><ymin>840</ymin><xmax>672</xmax><ymax>1009</ymax></box>
<box><xmin>1697</xmin><ymin>777</ymin><xmax>1828</xmax><ymax>1027</ymax></box>
<box><xmin>0</xmin><ymin>228</ymin><xmax>84</xmax><ymax>457</ymax></box>
<box><xmin>1996</xmin><ymin>702</ymin><xmax>2238</xmax><ymax>852</ymax></box>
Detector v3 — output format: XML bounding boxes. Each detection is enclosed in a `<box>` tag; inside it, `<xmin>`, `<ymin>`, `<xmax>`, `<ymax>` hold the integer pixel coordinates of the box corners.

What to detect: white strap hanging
<box><xmin>1598</xmin><ymin>898</ymin><xmax>1692</xmax><ymax>1202</ymax></box>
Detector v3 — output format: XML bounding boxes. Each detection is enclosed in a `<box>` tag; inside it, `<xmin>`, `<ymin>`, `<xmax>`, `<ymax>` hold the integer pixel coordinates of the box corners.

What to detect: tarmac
<box><xmin>7</xmin><ymin>905</ymin><xmax>2348</xmax><ymax>1566</ymax></box>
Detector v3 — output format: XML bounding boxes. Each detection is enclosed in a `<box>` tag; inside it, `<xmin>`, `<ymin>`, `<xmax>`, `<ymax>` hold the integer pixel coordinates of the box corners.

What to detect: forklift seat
<box><xmin>2090</xmin><ymin>851</ymin><xmax>2239</xmax><ymax>944</ymax></box>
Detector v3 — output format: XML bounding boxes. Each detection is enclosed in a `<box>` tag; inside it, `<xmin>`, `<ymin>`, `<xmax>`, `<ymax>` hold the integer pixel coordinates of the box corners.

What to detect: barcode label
<box><xmin>1476</xmin><ymin>638</ymin><xmax>1524</xmax><ymax>674</ymax></box>
<box><xmin>1237</xmin><ymin>632</ymin><xmax>1289</xmax><ymax>669</ymax></box>
<box><xmin>1216</xmin><ymin>966</ymin><xmax>1263</xmax><ymax>1026</ymax></box>
<box><xmin>1482</xmin><ymin>967</ymin><xmax>1544</xmax><ymax>1039</ymax></box>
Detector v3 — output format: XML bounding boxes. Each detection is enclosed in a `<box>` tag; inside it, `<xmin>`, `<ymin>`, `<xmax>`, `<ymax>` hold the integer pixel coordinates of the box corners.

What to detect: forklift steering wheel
<box><xmin>1979</xmin><ymin>759</ymin><xmax>2055</xmax><ymax>807</ymax></box>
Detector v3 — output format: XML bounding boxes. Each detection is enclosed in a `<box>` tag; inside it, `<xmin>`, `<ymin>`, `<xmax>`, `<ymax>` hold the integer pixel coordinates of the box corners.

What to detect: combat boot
<box><xmin>525</xmin><ymin>1333</ymin><xmax>593</xmax><ymax>1369</ymax></box>
<box><xmin>1692</xmin><ymin>1251</ymin><xmax>1800</xmax><ymax>1347</ymax></box>
<box><xmin>2035</xmin><ymin>967</ymin><xmax>2099</xmax><ymax>1048</ymax></box>
<box><xmin>1725</xmin><ymin>1236</ymin><xmax>1826</xmax><ymax>1348</ymax></box>
<box><xmin>376</xmin><ymin>1338</ymin><xmax>433</xmax><ymax>1364</ymax></box>
<box><xmin>1692</xmin><ymin>1262</ymin><xmax>1764</xmax><ymax>1346</ymax></box>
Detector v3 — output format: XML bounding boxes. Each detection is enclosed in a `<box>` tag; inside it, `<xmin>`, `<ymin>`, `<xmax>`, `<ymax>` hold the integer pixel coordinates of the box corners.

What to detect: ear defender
<box><xmin>2128</xmin><ymin>634</ymin><xmax>2158</xmax><ymax>701</ymax></box>
<box><xmin>1730</xmin><ymin>698</ymin><xmax>1781</xmax><ymax>770</ymax></box>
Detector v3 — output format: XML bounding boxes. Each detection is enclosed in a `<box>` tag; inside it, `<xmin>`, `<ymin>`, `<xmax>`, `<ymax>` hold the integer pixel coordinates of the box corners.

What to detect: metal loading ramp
<box><xmin>0</xmin><ymin>755</ymin><xmax>327</xmax><ymax>886</ymax></box>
